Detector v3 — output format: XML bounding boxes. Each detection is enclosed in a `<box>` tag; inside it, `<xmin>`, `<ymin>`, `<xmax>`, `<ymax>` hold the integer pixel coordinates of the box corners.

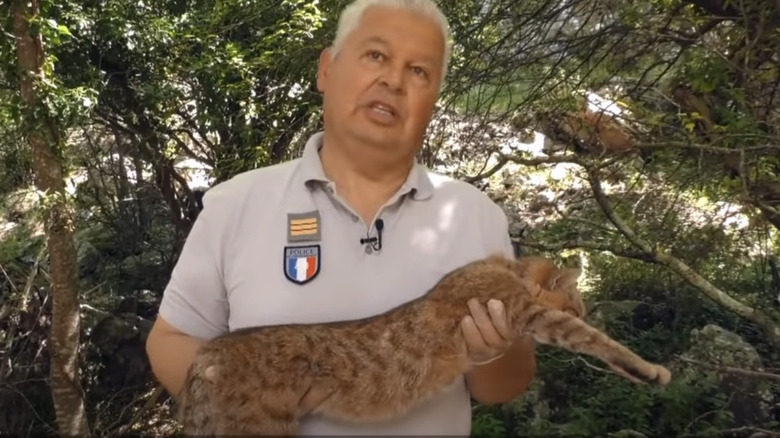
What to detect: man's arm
<box><xmin>146</xmin><ymin>316</ymin><xmax>207</xmax><ymax>398</ymax></box>
<box><xmin>465</xmin><ymin>335</ymin><xmax>537</xmax><ymax>404</ymax></box>
<box><xmin>145</xmin><ymin>187</ymin><xmax>230</xmax><ymax>398</ymax></box>
<box><xmin>461</xmin><ymin>297</ymin><xmax>538</xmax><ymax>404</ymax></box>
<box><xmin>463</xmin><ymin>200</ymin><xmax>538</xmax><ymax>404</ymax></box>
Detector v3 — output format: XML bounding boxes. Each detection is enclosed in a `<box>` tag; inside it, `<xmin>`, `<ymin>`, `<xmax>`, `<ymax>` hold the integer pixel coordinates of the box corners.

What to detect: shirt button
<box><xmin>365</xmin><ymin>245</ymin><xmax>373</xmax><ymax>254</ymax></box>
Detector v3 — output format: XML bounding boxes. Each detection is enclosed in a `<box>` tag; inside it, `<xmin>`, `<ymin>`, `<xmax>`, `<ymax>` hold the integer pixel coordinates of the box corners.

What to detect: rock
<box><xmin>1</xmin><ymin>188</ymin><xmax>38</xmax><ymax>220</ymax></box>
<box><xmin>586</xmin><ymin>300</ymin><xmax>644</xmax><ymax>330</ymax></box>
<box><xmin>687</xmin><ymin>324</ymin><xmax>762</xmax><ymax>369</ymax></box>
<box><xmin>508</xmin><ymin>218</ymin><xmax>528</xmax><ymax>239</ymax></box>
<box><xmin>586</xmin><ymin>300</ymin><xmax>674</xmax><ymax>333</ymax></box>
<box><xmin>87</xmin><ymin>312</ymin><xmax>152</xmax><ymax>399</ymax></box>
<box><xmin>90</xmin><ymin>314</ymin><xmax>141</xmax><ymax>354</ymax></box>
<box><xmin>682</xmin><ymin>324</ymin><xmax>770</xmax><ymax>426</ymax></box>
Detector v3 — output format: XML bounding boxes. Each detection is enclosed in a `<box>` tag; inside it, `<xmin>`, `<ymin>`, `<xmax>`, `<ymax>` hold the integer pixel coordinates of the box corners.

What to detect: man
<box><xmin>145</xmin><ymin>0</ymin><xmax>537</xmax><ymax>434</ymax></box>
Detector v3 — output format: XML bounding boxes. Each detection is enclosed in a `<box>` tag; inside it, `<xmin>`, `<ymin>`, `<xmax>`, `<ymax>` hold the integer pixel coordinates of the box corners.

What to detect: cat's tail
<box><xmin>517</xmin><ymin>303</ymin><xmax>672</xmax><ymax>386</ymax></box>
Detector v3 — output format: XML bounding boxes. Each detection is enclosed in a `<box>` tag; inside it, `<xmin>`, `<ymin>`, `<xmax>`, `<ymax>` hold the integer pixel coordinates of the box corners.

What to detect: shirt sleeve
<box><xmin>157</xmin><ymin>189</ymin><xmax>230</xmax><ymax>340</ymax></box>
<box><xmin>482</xmin><ymin>199</ymin><xmax>517</xmax><ymax>259</ymax></box>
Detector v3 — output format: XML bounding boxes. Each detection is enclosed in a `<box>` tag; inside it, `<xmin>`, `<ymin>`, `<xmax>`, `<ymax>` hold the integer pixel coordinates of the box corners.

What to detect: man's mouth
<box><xmin>368</xmin><ymin>101</ymin><xmax>398</xmax><ymax>118</ymax></box>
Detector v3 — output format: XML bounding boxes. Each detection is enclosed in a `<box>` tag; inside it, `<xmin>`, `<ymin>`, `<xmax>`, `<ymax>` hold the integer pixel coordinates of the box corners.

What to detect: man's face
<box><xmin>317</xmin><ymin>6</ymin><xmax>445</xmax><ymax>157</ymax></box>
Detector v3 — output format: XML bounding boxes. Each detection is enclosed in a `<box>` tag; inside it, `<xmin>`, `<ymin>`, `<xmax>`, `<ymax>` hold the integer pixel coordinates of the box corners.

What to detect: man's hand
<box><xmin>460</xmin><ymin>298</ymin><xmax>516</xmax><ymax>365</ymax></box>
<box><xmin>461</xmin><ymin>297</ymin><xmax>538</xmax><ymax>404</ymax></box>
<box><xmin>297</xmin><ymin>384</ymin><xmax>334</xmax><ymax>417</ymax></box>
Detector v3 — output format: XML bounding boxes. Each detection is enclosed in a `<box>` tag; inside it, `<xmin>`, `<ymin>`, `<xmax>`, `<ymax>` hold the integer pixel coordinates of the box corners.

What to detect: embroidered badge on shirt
<box><xmin>283</xmin><ymin>244</ymin><xmax>321</xmax><ymax>285</ymax></box>
<box><xmin>287</xmin><ymin>211</ymin><xmax>321</xmax><ymax>242</ymax></box>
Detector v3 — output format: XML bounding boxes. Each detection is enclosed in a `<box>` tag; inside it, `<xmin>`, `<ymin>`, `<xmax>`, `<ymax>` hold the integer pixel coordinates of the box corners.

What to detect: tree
<box><xmin>11</xmin><ymin>0</ymin><xmax>89</xmax><ymax>434</ymax></box>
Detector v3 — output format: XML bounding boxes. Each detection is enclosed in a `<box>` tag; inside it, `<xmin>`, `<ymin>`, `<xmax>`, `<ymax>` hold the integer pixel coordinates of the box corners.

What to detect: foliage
<box><xmin>2</xmin><ymin>0</ymin><xmax>780</xmax><ymax>435</ymax></box>
<box><xmin>471</xmin><ymin>267</ymin><xmax>765</xmax><ymax>436</ymax></box>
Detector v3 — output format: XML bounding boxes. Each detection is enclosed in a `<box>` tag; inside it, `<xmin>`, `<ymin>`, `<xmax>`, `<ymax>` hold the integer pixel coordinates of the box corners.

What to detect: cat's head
<box><xmin>505</xmin><ymin>256</ymin><xmax>587</xmax><ymax>318</ymax></box>
<box><xmin>540</xmin><ymin>266</ymin><xmax>586</xmax><ymax>318</ymax></box>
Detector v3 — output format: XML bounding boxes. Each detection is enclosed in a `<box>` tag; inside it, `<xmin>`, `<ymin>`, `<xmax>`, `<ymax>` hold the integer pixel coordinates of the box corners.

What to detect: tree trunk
<box><xmin>12</xmin><ymin>1</ymin><xmax>91</xmax><ymax>436</ymax></box>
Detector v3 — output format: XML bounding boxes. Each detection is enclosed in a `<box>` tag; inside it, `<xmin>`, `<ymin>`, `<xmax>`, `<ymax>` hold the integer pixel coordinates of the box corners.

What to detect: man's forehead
<box><xmin>352</xmin><ymin>32</ymin><xmax>443</xmax><ymax>65</ymax></box>
<box><xmin>358</xmin><ymin>35</ymin><xmax>391</xmax><ymax>47</ymax></box>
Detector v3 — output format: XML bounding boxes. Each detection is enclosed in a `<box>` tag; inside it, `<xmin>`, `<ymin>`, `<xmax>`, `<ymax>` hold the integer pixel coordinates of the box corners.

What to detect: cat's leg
<box><xmin>520</xmin><ymin>304</ymin><xmax>671</xmax><ymax>385</ymax></box>
<box><xmin>191</xmin><ymin>364</ymin><xmax>314</xmax><ymax>436</ymax></box>
<box><xmin>218</xmin><ymin>416</ymin><xmax>299</xmax><ymax>436</ymax></box>
<box><xmin>213</xmin><ymin>385</ymin><xmax>305</xmax><ymax>436</ymax></box>
<box><xmin>179</xmin><ymin>400</ymin><xmax>218</xmax><ymax>437</ymax></box>
<box><xmin>177</xmin><ymin>365</ymin><xmax>219</xmax><ymax>436</ymax></box>
<box><xmin>597</xmin><ymin>343</ymin><xmax>672</xmax><ymax>385</ymax></box>
<box><xmin>224</xmin><ymin>380</ymin><xmax>340</xmax><ymax>435</ymax></box>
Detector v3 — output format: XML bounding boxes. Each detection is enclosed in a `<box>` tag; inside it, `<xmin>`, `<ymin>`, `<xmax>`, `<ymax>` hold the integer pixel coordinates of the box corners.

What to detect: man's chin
<box><xmin>347</xmin><ymin>129</ymin><xmax>402</xmax><ymax>149</ymax></box>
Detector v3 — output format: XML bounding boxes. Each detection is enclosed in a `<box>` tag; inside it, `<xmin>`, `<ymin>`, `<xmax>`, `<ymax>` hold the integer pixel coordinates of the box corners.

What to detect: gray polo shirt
<box><xmin>159</xmin><ymin>131</ymin><xmax>516</xmax><ymax>435</ymax></box>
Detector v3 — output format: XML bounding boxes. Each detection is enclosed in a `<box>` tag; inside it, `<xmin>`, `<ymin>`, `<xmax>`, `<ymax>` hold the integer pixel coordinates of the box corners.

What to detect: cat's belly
<box><xmin>298</xmin><ymin>376</ymin><xmax>472</xmax><ymax>435</ymax></box>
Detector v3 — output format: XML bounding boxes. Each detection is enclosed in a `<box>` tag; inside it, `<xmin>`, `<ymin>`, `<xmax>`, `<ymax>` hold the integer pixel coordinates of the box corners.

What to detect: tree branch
<box><xmin>584</xmin><ymin>165</ymin><xmax>655</xmax><ymax>253</ymax></box>
<box><xmin>518</xmin><ymin>239</ymin><xmax>657</xmax><ymax>262</ymax></box>
<box><xmin>465</xmin><ymin>155</ymin><xmax>509</xmax><ymax>183</ymax></box>
<box><xmin>586</xmin><ymin>164</ymin><xmax>780</xmax><ymax>345</ymax></box>
<box><xmin>161</xmin><ymin>128</ymin><xmax>214</xmax><ymax>167</ymax></box>
<box><xmin>501</xmin><ymin>152</ymin><xmax>587</xmax><ymax>167</ymax></box>
<box><xmin>635</xmin><ymin>141</ymin><xmax>780</xmax><ymax>154</ymax></box>
<box><xmin>680</xmin><ymin>427</ymin><xmax>780</xmax><ymax>438</ymax></box>
<box><xmin>508</xmin><ymin>156</ymin><xmax>780</xmax><ymax>346</ymax></box>
<box><xmin>114</xmin><ymin>385</ymin><xmax>165</xmax><ymax>435</ymax></box>
<box><xmin>678</xmin><ymin>356</ymin><xmax>780</xmax><ymax>382</ymax></box>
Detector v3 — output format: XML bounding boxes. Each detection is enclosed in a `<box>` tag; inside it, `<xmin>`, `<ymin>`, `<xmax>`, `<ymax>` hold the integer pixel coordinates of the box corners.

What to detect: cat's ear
<box><xmin>546</xmin><ymin>267</ymin><xmax>582</xmax><ymax>289</ymax></box>
<box><xmin>559</xmin><ymin>268</ymin><xmax>582</xmax><ymax>288</ymax></box>
<box><xmin>562</xmin><ymin>267</ymin><xmax>582</xmax><ymax>283</ymax></box>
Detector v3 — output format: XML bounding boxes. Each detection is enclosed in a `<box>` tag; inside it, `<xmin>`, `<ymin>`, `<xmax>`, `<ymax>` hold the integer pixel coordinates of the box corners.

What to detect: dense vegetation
<box><xmin>1</xmin><ymin>0</ymin><xmax>779</xmax><ymax>436</ymax></box>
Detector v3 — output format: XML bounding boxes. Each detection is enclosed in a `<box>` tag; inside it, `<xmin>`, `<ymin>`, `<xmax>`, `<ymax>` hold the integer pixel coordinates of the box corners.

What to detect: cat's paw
<box><xmin>653</xmin><ymin>365</ymin><xmax>672</xmax><ymax>386</ymax></box>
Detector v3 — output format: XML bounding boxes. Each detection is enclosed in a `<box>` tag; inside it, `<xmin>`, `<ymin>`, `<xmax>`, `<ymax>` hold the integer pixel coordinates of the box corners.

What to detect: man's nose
<box><xmin>379</xmin><ymin>65</ymin><xmax>406</xmax><ymax>93</ymax></box>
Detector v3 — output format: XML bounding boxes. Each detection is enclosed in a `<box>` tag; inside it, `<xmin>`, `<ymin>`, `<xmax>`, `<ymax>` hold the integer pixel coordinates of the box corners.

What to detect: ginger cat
<box><xmin>518</xmin><ymin>256</ymin><xmax>586</xmax><ymax>318</ymax></box>
<box><xmin>176</xmin><ymin>254</ymin><xmax>670</xmax><ymax>436</ymax></box>
<box><xmin>560</xmin><ymin>106</ymin><xmax>635</xmax><ymax>155</ymax></box>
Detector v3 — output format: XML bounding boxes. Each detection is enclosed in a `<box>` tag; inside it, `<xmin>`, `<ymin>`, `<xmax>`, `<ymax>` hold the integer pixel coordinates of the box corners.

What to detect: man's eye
<box><xmin>412</xmin><ymin>66</ymin><xmax>428</xmax><ymax>78</ymax></box>
<box><xmin>368</xmin><ymin>51</ymin><xmax>385</xmax><ymax>60</ymax></box>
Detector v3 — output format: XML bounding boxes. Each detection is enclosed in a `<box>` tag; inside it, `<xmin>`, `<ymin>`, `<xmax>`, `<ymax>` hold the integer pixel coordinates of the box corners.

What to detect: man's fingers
<box><xmin>467</xmin><ymin>298</ymin><xmax>505</xmax><ymax>347</ymax></box>
<box><xmin>298</xmin><ymin>383</ymin><xmax>334</xmax><ymax>417</ymax></box>
<box><xmin>460</xmin><ymin>315</ymin><xmax>486</xmax><ymax>349</ymax></box>
<box><xmin>487</xmin><ymin>299</ymin><xmax>512</xmax><ymax>340</ymax></box>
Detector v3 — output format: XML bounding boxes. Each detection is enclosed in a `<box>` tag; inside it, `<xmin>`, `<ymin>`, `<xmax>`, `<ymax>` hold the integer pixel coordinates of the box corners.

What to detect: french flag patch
<box><xmin>284</xmin><ymin>245</ymin><xmax>321</xmax><ymax>285</ymax></box>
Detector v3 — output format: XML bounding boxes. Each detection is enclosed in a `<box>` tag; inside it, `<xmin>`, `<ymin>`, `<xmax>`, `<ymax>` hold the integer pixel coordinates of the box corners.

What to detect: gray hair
<box><xmin>329</xmin><ymin>0</ymin><xmax>451</xmax><ymax>85</ymax></box>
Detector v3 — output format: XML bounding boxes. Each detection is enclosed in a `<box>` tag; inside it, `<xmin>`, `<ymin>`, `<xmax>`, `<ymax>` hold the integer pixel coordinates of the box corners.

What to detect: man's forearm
<box><xmin>465</xmin><ymin>335</ymin><xmax>537</xmax><ymax>404</ymax></box>
<box><xmin>146</xmin><ymin>318</ymin><xmax>206</xmax><ymax>398</ymax></box>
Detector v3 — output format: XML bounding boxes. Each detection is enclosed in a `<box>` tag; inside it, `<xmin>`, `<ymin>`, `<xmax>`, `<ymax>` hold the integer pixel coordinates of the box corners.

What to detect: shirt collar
<box><xmin>295</xmin><ymin>131</ymin><xmax>434</xmax><ymax>200</ymax></box>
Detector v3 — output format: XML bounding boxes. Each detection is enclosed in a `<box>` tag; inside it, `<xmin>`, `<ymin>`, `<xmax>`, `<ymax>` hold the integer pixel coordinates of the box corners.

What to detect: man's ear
<box><xmin>316</xmin><ymin>48</ymin><xmax>333</xmax><ymax>93</ymax></box>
